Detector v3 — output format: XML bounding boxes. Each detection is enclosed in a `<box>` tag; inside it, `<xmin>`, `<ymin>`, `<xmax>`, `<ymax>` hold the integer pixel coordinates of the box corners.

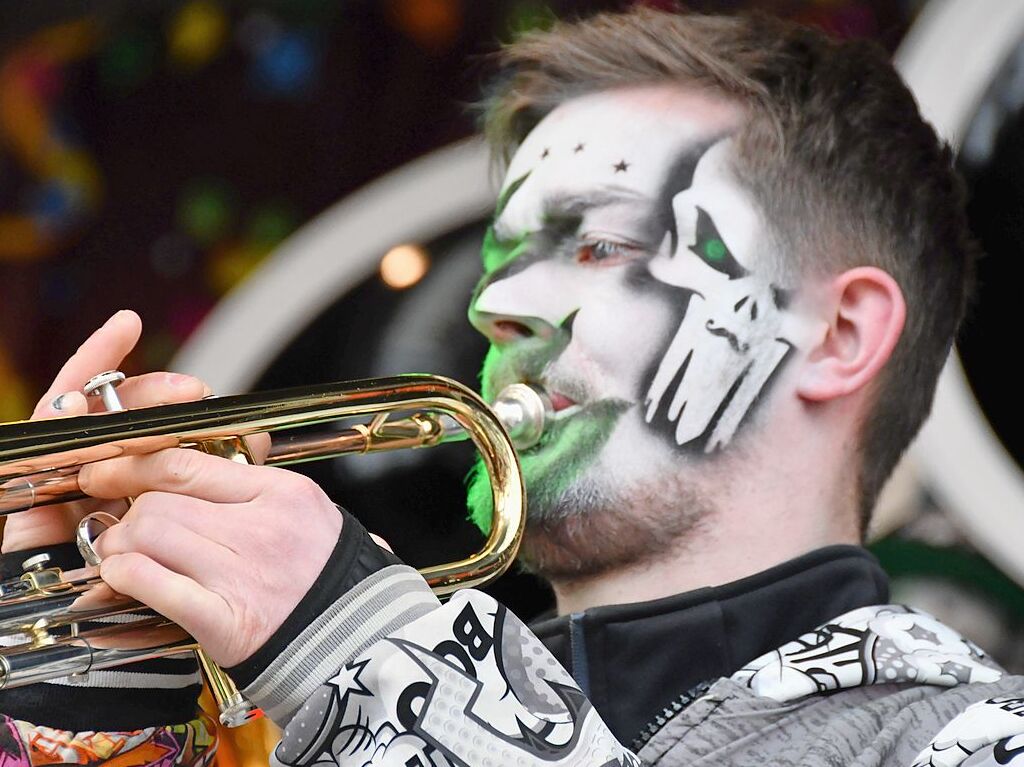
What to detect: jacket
<box><xmin>233</xmin><ymin>514</ymin><xmax>1024</xmax><ymax>766</ymax></box>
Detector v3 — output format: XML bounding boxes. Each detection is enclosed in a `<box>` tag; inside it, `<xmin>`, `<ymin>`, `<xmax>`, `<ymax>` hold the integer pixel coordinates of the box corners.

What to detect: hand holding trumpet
<box><xmin>81</xmin><ymin>445</ymin><xmax>343</xmax><ymax>666</ymax></box>
<box><xmin>3</xmin><ymin>310</ymin><xmax>346</xmax><ymax>668</ymax></box>
<box><xmin>2</xmin><ymin>310</ymin><xmax>212</xmax><ymax>553</ymax></box>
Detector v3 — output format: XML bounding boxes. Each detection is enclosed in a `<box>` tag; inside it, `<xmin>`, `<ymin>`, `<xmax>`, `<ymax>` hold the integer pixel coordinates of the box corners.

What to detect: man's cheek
<box><xmin>591</xmin><ymin>274</ymin><xmax>688</xmax><ymax>398</ymax></box>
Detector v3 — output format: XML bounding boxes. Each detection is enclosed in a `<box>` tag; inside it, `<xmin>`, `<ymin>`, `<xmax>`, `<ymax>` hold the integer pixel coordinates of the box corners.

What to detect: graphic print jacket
<box><xmin>229</xmin><ymin>517</ymin><xmax>1024</xmax><ymax>767</ymax></box>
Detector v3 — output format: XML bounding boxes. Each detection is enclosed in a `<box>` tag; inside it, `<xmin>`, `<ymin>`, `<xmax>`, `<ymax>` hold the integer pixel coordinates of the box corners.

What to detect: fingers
<box><xmin>94</xmin><ymin>496</ymin><xmax>235</xmax><ymax>581</ymax></box>
<box><xmin>35</xmin><ymin>390</ymin><xmax>88</xmax><ymax>419</ymax></box>
<box><xmin>105</xmin><ymin>371</ymin><xmax>211</xmax><ymax>412</ymax></box>
<box><xmin>34</xmin><ymin>310</ymin><xmax>142</xmax><ymax>417</ymax></box>
<box><xmin>80</xmin><ymin>447</ymin><xmax>279</xmax><ymax>503</ymax></box>
<box><xmin>41</xmin><ymin>372</ymin><xmax>210</xmax><ymax>419</ymax></box>
<box><xmin>99</xmin><ymin>552</ymin><xmax>228</xmax><ymax>654</ymax></box>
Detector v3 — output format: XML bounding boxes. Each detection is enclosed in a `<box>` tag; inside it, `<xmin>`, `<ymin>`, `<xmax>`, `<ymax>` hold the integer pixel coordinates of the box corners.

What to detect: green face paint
<box><xmin>480</xmin><ymin>173</ymin><xmax>531</xmax><ymax>275</ymax></box>
<box><xmin>480</xmin><ymin>226</ymin><xmax>530</xmax><ymax>275</ymax></box>
<box><xmin>469</xmin><ymin>166</ymin><xmax>637</xmax><ymax>532</ymax></box>
<box><xmin>704</xmin><ymin>238</ymin><xmax>727</xmax><ymax>262</ymax></box>
<box><xmin>467</xmin><ymin>396</ymin><xmax>627</xmax><ymax>534</ymax></box>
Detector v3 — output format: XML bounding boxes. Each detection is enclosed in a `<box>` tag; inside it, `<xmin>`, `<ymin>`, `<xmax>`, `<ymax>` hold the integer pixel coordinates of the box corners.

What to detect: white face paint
<box><xmin>467</xmin><ymin>88</ymin><xmax>806</xmax><ymax>575</ymax></box>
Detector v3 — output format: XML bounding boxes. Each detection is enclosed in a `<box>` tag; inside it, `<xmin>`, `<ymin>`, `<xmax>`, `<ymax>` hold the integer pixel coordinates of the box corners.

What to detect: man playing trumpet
<box><xmin>5</xmin><ymin>8</ymin><xmax>1024</xmax><ymax>766</ymax></box>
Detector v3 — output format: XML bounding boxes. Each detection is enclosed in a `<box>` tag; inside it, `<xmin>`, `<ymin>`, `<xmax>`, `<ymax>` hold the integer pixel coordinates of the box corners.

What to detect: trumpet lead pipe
<box><xmin>0</xmin><ymin>380</ymin><xmax>549</xmax><ymax>513</ymax></box>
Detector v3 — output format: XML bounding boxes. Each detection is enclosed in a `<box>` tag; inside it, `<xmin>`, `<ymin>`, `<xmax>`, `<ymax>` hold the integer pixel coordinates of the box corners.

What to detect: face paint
<box><xmin>644</xmin><ymin>139</ymin><xmax>803</xmax><ymax>452</ymax></box>
<box><xmin>467</xmin><ymin>89</ymin><xmax>803</xmax><ymax>577</ymax></box>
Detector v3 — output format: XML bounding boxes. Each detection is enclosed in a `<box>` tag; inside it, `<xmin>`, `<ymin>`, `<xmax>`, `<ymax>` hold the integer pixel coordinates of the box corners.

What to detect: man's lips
<box><xmin>548</xmin><ymin>391</ymin><xmax>577</xmax><ymax>413</ymax></box>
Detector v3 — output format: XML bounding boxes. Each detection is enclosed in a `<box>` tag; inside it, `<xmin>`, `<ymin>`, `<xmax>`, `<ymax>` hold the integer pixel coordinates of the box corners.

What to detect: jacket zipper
<box><xmin>630</xmin><ymin>679</ymin><xmax>714</xmax><ymax>753</ymax></box>
<box><xmin>569</xmin><ymin>613</ymin><xmax>591</xmax><ymax>696</ymax></box>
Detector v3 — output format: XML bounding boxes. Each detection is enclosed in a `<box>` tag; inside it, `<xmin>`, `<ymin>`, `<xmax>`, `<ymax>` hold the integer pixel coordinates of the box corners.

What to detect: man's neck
<box><xmin>550</xmin><ymin>443</ymin><xmax>862</xmax><ymax>615</ymax></box>
<box><xmin>551</xmin><ymin>526</ymin><xmax>861</xmax><ymax>615</ymax></box>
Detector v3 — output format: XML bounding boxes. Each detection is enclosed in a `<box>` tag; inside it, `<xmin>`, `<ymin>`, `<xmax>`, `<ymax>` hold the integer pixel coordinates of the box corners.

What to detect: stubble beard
<box><xmin>515</xmin><ymin>460</ymin><xmax>714</xmax><ymax>582</ymax></box>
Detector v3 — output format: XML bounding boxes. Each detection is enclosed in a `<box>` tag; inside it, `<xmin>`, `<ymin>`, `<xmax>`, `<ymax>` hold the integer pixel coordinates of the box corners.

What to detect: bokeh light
<box><xmin>168</xmin><ymin>0</ymin><xmax>228</xmax><ymax>70</ymax></box>
<box><xmin>380</xmin><ymin>244</ymin><xmax>430</xmax><ymax>289</ymax></box>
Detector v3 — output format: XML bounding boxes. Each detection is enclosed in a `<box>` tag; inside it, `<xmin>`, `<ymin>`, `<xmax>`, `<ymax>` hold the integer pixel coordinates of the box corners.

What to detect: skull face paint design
<box><xmin>467</xmin><ymin>89</ymin><xmax>805</xmax><ymax>569</ymax></box>
<box><xmin>645</xmin><ymin>139</ymin><xmax>801</xmax><ymax>451</ymax></box>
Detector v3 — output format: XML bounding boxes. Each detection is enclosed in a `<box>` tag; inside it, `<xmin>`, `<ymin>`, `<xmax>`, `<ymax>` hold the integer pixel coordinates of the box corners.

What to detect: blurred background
<box><xmin>2</xmin><ymin>0</ymin><xmax>1023</xmax><ymax>667</ymax></box>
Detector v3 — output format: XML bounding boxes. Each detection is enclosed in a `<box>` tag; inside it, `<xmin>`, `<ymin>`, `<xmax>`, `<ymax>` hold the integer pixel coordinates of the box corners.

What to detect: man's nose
<box><xmin>468</xmin><ymin>262</ymin><xmax>574</xmax><ymax>345</ymax></box>
<box><xmin>469</xmin><ymin>307</ymin><xmax>558</xmax><ymax>345</ymax></box>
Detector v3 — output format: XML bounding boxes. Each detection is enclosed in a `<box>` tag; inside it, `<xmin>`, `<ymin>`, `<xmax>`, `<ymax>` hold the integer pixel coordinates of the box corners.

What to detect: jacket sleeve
<box><xmin>227</xmin><ymin>514</ymin><xmax>642</xmax><ymax>767</ymax></box>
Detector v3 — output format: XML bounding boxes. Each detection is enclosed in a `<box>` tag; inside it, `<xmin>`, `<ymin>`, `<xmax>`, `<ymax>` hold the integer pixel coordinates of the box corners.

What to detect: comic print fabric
<box><xmin>0</xmin><ymin>713</ymin><xmax>216</xmax><ymax>766</ymax></box>
<box><xmin>733</xmin><ymin>605</ymin><xmax>1003</xmax><ymax>700</ymax></box>
<box><xmin>913</xmin><ymin>697</ymin><xmax>1024</xmax><ymax>767</ymax></box>
<box><xmin>269</xmin><ymin>590</ymin><xmax>639</xmax><ymax>767</ymax></box>
<box><xmin>252</xmin><ymin>568</ymin><xmax>1024</xmax><ymax>767</ymax></box>
<box><xmin>732</xmin><ymin>604</ymin><xmax>1024</xmax><ymax>767</ymax></box>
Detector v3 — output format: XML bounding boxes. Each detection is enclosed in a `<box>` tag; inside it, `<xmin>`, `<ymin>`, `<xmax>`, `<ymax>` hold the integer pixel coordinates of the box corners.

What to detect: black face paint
<box><xmin>649</xmin><ymin>137</ymin><xmax>727</xmax><ymax>253</ymax></box>
<box><xmin>689</xmin><ymin>207</ymin><xmax>749</xmax><ymax>280</ymax></box>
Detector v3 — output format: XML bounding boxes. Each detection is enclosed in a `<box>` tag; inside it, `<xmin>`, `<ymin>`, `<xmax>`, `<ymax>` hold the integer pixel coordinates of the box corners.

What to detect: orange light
<box><xmin>380</xmin><ymin>244</ymin><xmax>430</xmax><ymax>289</ymax></box>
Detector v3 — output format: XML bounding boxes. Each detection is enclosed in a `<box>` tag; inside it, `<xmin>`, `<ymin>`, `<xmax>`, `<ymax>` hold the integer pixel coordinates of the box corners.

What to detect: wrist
<box><xmin>227</xmin><ymin>508</ymin><xmax>402</xmax><ymax>687</ymax></box>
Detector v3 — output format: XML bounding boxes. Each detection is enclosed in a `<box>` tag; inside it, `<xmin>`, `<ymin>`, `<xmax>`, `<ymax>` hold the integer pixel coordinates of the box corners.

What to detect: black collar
<box><xmin>529</xmin><ymin>545</ymin><xmax>889</xmax><ymax>747</ymax></box>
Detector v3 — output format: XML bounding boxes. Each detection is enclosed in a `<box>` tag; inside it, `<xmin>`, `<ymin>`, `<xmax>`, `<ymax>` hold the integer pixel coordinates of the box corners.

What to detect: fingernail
<box><xmin>165</xmin><ymin>372</ymin><xmax>192</xmax><ymax>387</ymax></box>
<box><xmin>51</xmin><ymin>393</ymin><xmax>69</xmax><ymax>411</ymax></box>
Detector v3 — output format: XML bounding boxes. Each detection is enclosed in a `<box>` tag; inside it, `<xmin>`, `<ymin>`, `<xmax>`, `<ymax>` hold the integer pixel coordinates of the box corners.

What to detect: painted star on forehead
<box><xmin>613</xmin><ymin>159</ymin><xmax>630</xmax><ymax>172</ymax></box>
<box><xmin>573</xmin><ymin>142</ymin><xmax>585</xmax><ymax>153</ymax></box>
<box><xmin>327</xmin><ymin>658</ymin><xmax>372</xmax><ymax>713</ymax></box>
<box><xmin>540</xmin><ymin>147</ymin><xmax>550</xmax><ymax>159</ymax></box>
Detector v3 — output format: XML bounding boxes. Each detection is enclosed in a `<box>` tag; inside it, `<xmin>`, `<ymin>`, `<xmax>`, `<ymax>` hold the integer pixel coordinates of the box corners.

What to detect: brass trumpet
<box><xmin>0</xmin><ymin>375</ymin><xmax>546</xmax><ymax>726</ymax></box>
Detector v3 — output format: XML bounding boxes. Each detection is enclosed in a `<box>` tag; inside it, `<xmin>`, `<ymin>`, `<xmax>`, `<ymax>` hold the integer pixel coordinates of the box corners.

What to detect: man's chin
<box><xmin>515</xmin><ymin>497</ymin><xmax>706</xmax><ymax>582</ymax></box>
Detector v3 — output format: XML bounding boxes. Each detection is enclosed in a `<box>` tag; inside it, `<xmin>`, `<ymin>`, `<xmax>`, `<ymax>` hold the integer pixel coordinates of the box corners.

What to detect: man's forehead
<box><xmin>498</xmin><ymin>86</ymin><xmax>741</xmax><ymax>230</ymax></box>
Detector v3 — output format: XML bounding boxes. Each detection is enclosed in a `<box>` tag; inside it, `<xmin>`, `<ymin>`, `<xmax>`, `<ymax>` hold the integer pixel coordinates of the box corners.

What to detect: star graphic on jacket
<box><xmin>573</xmin><ymin>142</ymin><xmax>585</xmax><ymax>153</ymax></box>
<box><xmin>613</xmin><ymin>159</ymin><xmax>630</xmax><ymax>172</ymax></box>
<box><xmin>938</xmin><ymin>660</ymin><xmax>972</xmax><ymax>683</ymax></box>
<box><xmin>906</xmin><ymin>624</ymin><xmax>941</xmax><ymax>644</ymax></box>
<box><xmin>327</xmin><ymin>658</ymin><xmax>373</xmax><ymax>713</ymax></box>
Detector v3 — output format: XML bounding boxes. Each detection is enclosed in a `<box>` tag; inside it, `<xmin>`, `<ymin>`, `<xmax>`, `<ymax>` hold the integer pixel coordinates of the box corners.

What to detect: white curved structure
<box><xmin>896</xmin><ymin>0</ymin><xmax>1024</xmax><ymax>583</ymax></box>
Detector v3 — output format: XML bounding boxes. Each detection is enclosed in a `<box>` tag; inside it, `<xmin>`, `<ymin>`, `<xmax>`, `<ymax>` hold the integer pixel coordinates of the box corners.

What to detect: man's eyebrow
<box><xmin>490</xmin><ymin>186</ymin><xmax>649</xmax><ymax>242</ymax></box>
<box><xmin>540</xmin><ymin>186</ymin><xmax>647</xmax><ymax>217</ymax></box>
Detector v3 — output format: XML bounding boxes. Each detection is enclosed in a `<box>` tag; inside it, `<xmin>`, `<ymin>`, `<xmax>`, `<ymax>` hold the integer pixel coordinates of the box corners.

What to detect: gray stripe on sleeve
<box><xmin>242</xmin><ymin>564</ymin><xmax>438</xmax><ymax>725</ymax></box>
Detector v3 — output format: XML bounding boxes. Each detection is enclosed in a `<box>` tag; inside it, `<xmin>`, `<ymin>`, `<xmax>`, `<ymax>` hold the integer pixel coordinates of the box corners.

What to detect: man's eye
<box><xmin>689</xmin><ymin>207</ymin><xmax>749</xmax><ymax>280</ymax></box>
<box><xmin>575</xmin><ymin>240</ymin><xmax>639</xmax><ymax>265</ymax></box>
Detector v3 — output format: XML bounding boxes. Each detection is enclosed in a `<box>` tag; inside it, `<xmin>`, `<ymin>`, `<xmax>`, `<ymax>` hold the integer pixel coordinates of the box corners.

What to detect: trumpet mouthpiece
<box><xmin>492</xmin><ymin>384</ymin><xmax>551</xmax><ymax>450</ymax></box>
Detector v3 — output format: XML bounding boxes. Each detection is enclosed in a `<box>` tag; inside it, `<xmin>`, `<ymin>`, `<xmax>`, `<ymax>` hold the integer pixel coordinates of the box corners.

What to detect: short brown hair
<box><xmin>481</xmin><ymin>8</ymin><xmax>978</xmax><ymax>531</ymax></box>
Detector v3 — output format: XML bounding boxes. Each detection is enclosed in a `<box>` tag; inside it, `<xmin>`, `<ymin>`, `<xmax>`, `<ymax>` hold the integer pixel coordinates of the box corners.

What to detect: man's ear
<box><xmin>797</xmin><ymin>267</ymin><xmax>906</xmax><ymax>402</ymax></box>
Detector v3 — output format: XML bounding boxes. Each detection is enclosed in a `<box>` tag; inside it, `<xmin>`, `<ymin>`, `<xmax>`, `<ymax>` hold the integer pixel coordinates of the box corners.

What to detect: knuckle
<box><xmin>127</xmin><ymin>512</ymin><xmax>160</xmax><ymax>542</ymax></box>
<box><xmin>161</xmin><ymin>448</ymin><xmax>202</xmax><ymax>485</ymax></box>
<box><xmin>104</xmin><ymin>551</ymin><xmax>147</xmax><ymax>583</ymax></box>
<box><xmin>282</xmin><ymin>473</ymin><xmax>330</xmax><ymax>514</ymax></box>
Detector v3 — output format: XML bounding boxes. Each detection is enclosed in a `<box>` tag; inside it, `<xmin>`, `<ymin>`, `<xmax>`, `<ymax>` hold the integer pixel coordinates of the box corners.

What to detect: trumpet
<box><xmin>0</xmin><ymin>374</ymin><xmax>547</xmax><ymax>727</ymax></box>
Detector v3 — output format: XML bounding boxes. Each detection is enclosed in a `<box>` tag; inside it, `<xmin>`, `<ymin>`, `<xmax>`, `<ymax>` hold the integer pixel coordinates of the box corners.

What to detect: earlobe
<box><xmin>796</xmin><ymin>267</ymin><xmax>906</xmax><ymax>402</ymax></box>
